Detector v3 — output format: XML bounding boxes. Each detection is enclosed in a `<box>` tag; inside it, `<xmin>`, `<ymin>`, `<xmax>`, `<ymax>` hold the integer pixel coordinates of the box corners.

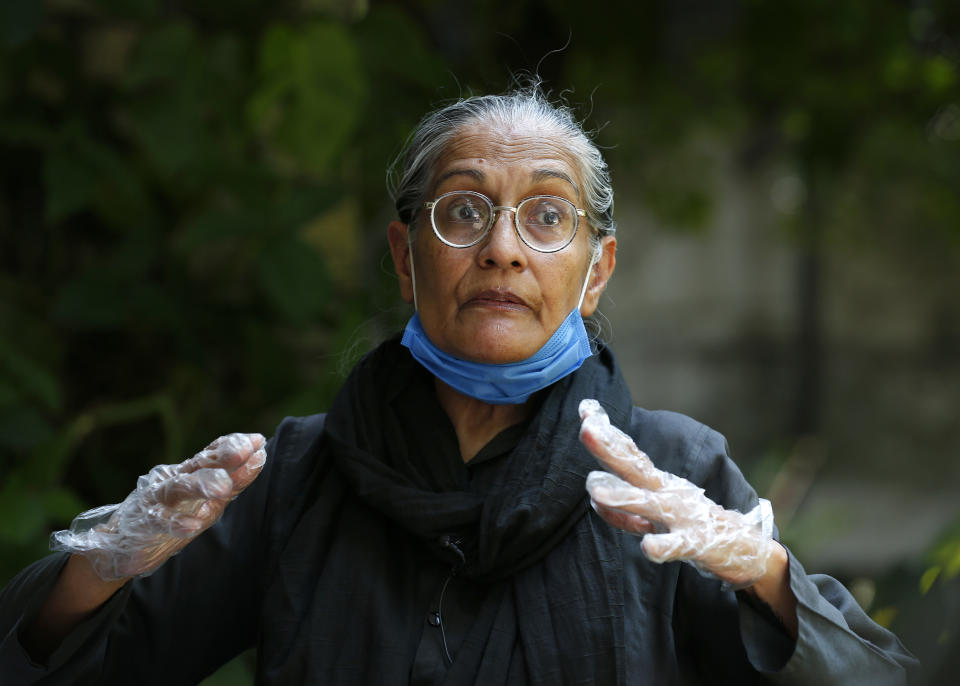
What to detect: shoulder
<box><xmin>268</xmin><ymin>413</ymin><xmax>328</xmax><ymax>461</ymax></box>
<box><xmin>255</xmin><ymin>413</ymin><xmax>334</xmax><ymax>507</ymax></box>
<box><xmin>627</xmin><ymin>407</ymin><xmax>757</xmax><ymax>513</ymax></box>
<box><xmin>261</xmin><ymin>412</ymin><xmax>334</xmax><ymax>494</ymax></box>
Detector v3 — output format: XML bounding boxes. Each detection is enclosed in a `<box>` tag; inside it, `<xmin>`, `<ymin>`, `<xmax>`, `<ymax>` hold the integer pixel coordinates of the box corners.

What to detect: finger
<box><xmin>578</xmin><ymin>402</ymin><xmax>665</xmax><ymax>490</ymax></box>
<box><xmin>227</xmin><ymin>446</ymin><xmax>267</xmax><ymax>495</ymax></box>
<box><xmin>641</xmin><ymin>532</ymin><xmax>698</xmax><ymax>564</ymax></box>
<box><xmin>586</xmin><ymin>471</ymin><xmax>684</xmax><ymax>527</ymax></box>
<box><xmin>180</xmin><ymin>433</ymin><xmax>266</xmax><ymax>475</ymax></box>
<box><xmin>149</xmin><ymin>468</ymin><xmax>233</xmax><ymax>507</ymax></box>
<box><xmin>204</xmin><ymin>432</ymin><xmax>265</xmax><ymax>453</ymax></box>
<box><xmin>142</xmin><ymin>496</ymin><xmax>228</xmax><ymax>538</ymax></box>
<box><xmin>109</xmin><ymin>502</ymin><xmax>201</xmax><ymax>539</ymax></box>
<box><xmin>591</xmin><ymin>499</ymin><xmax>656</xmax><ymax>535</ymax></box>
<box><xmin>175</xmin><ymin>498</ymin><xmax>227</xmax><ymax>533</ymax></box>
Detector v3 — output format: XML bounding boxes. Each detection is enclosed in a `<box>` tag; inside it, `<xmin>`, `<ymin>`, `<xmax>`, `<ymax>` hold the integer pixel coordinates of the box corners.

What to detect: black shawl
<box><xmin>320</xmin><ymin>336</ymin><xmax>633</xmax><ymax>684</ymax></box>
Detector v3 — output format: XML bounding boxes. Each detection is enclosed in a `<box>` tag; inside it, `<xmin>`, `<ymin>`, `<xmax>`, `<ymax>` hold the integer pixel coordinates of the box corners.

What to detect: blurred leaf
<box><xmin>52</xmin><ymin>271</ymin><xmax>179</xmax><ymax>330</ymax></box>
<box><xmin>43</xmin><ymin>124</ymin><xmax>151</xmax><ymax>226</ymax></box>
<box><xmin>301</xmin><ymin>199</ymin><xmax>361</xmax><ymax>289</ymax></box>
<box><xmin>257</xmin><ymin>236</ymin><xmax>331</xmax><ymax>325</ymax></box>
<box><xmin>122</xmin><ymin>26</ymin><xmax>246</xmax><ymax>188</ymax></box>
<box><xmin>920</xmin><ymin>565</ymin><xmax>942</xmax><ymax>595</ymax></box>
<box><xmin>38</xmin><ymin>487</ymin><xmax>88</xmax><ymax>521</ymax></box>
<box><xmin>176</xmin><ymin>206</ymin><xmax>263</xmax><ymax>253</ymax></box>
<box><xmin>0</xmin><ymin>477</ymin><xmax>47</xmax><ymax>544</ymax></box>
<box><xmin>0</xmin><ymin>408</ymin><xmax>54</xmax><ymax>455</ymax></box>
<box><xmin>198</xmin><ymin>649</ymin><xmax>255</xmax><ymax>686</ymax></box>
<box><xmin>0</xmin><ymin>0</ymin><xmax>43</xmax><ymax>47</ymax></box>
<box><xmin>923</xmin><ymin>56</ymin><xmax>957</xmax><ymax>94</ymax></box>
<box><xmin>871</xmin><ymin>606</ymin><xmax>898</xmax><ymax>629</ymax></box>
<box><xmin>0</xmin><ymin>339</ymin><xmax>62</xmax><ymax>412</ymax></box>
<box><xmin>247</xmin><ymin>21</ymin><xmax>366</xmax><ymax>177</ymax></box>
<box><xmin>0</xmin><ymin>118</ymin><xmax>52</xmax><ymax>147</ymax></box>
<box><xmin>356</xmin><ymin>6</ymin><xmax>446</xmax><ymax>90</ymax></box>
<box><xmin>300</xmin><ymin>0</ymin><xmax>369</xmax><ymax>22</ymax></box>
<box><xmin>123</xmin><ymin>22</ymin><xmax>197</xmax><ymax>88</ymax></box>
<box><xmin>93</xmin><ymin>0</ymin><xmax>159</xmax><ymax>21</ymax></box>
<box><xmin>43</xmin><ymin>145</ymin><xmax>98</xmax><ymax>223</ymax></box>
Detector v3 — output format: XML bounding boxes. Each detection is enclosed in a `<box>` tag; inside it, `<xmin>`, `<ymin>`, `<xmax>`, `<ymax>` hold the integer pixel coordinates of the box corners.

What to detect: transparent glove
<box><xmin>579</xmin><ymin>400</ymin><xmax>775</xmax><ymax>588</ymax></box>
<box><xmin>50</xmin><ymin>433</ymin><xmax>266</xmax><ymax>581</ymax></box>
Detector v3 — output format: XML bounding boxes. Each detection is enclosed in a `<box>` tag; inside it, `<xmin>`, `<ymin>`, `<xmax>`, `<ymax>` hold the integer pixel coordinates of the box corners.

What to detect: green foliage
<box><xmin>1</xmin><ymin>2</ymin><xmax>958</xmax><ymax>683</ymax></box>
<box><xmin>922</xmin><ymin>520</ymin><xmax>960</xmax><ymax>593</ymax></box>
<box><xmin>0</xmin><ymin>0</ymin><xmax>445</xmax><ymax>591</ymax></box>
<box><xmin>248</xmin><ymin>22</ymin><xmax>366</xmax><ymax>177</ymax></box>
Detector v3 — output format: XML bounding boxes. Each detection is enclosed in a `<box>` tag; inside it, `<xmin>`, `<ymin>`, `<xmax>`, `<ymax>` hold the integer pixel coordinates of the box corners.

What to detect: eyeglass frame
<box><xmin>421</xmin><ymin>190</ymin><xmax>589</xmax><ymax>254</ymax></box>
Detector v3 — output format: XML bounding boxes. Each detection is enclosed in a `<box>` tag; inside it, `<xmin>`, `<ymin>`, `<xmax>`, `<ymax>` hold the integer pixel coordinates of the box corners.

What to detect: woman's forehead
<box><xmin>432</xmin><ymin>124</ymin><xmax>583</xmax><ymax>197</ymax></box>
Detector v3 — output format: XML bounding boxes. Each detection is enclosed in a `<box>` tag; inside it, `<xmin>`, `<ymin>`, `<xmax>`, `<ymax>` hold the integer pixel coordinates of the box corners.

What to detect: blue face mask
<box><xmin>400</xmin><ymin>308</ymin><xmax>593</xmax><ymax>405</ymax></box>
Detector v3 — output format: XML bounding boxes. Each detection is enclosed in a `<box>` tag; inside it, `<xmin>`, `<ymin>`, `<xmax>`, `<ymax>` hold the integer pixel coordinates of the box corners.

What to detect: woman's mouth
<box><xmin>463</xmin><ymin>288</ymin><xmax>530</xmax><ymax>311</ymax></box>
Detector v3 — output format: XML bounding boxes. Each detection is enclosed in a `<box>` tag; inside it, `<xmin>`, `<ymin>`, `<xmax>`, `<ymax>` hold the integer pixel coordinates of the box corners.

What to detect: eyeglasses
<box><xmin>423</xmin><ymin>191</ymin><xmax>588</xmax><ymax>253</ymax></box>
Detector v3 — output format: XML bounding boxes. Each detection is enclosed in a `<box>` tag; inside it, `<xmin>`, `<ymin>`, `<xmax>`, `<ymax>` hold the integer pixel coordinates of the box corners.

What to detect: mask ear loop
<box><xmin>577</xmin><ymin>243</ymin><xmax>603</xmax><ymax>310</ymax></box>
<box><xmin>407</xmin><ymin>229</ymin><xmax>419</xmax><ymax>311</ymax></box>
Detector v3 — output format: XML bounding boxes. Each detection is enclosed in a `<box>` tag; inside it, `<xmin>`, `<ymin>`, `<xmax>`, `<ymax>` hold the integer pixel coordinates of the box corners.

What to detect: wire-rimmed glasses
<box><xmin>423</xmin><ymin>191</ymin><xmax>587</xmax><ymax>253</ymax></box>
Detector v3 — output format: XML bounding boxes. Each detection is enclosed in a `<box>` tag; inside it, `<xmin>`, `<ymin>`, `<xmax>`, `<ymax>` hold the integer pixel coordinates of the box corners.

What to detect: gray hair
<box><xmin>386</xmin><ymin>85</ymin><xmax>616</xmax><ymax>244</ymax></box>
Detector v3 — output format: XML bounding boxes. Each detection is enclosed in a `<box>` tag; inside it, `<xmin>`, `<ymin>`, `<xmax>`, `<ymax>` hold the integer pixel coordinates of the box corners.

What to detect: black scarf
<box><xmin>322</xmin><ymin>336</ymin><xmax>633</xmax><ymax>684</ymax></box>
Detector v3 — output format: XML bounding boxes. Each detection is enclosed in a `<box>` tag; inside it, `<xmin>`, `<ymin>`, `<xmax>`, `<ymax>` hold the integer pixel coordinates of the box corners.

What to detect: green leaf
<box><xmin>0</xmin><ymin>408</ymin><xmax>54</xmax><ymax>454</ymax></box>
<box><xmin>43</xmin><ymin>145</ymin><xmax>98</xmax><ymax>223</ymax></box>
<box><xmin>93</xmin><ymin>0</ymin><xmax>159</xmax><ymax>21</ymax></box>
<box><xmin>247</xmin><ymin>21</ymin><xmax>366</xmax><ymax>177</ymax></box>
<box><xmin>0</xmin><ymin>0</ymin><xmax>43</xmax><ymax>47</ymax></box>
<box><xmin>0</xmin><ymin>479</ymin><xmax>47</xmax><ymax>544</ymax></box>
<box><xmin>356</xmin><ymin>6</ymin><xmax>446</xmax><ymax>90</ymax></box>
<box><xmin>257</xmin><ymin>236</ymin><xmax>330</xmax><ymax>324</ymax></box>
<box><xmin>52</xmin><ymin>271</ymin><xmax>179</xmax><ymax>331</ymax></box>
<box><xmin>43</xmin><ymin>125</ymin><xmax>150</xmax><ymax>226</ymax></box>
<box><xmin>175</xmin><ymin>205</ymin><xmax>265</xmax><ymax>254</ymax></box>
<box><xmin>923</xmin><ymin>56</ymin><xmax>956</xmax><ymax>94</ymax></box>
<box><xmin>0</xmin><ymin>118</ymin><xmax>52</xmax><ymax>147</ymax></box>
<box><xmin>124</xmin><ymin>22</ymin><xmax>197</xmax><ymax>88</ymax></box>
<box><xmin>38</xmin><ymin>487</ymin><xmax>87</xmax><ymax>522</ymax></box>
<box><xmin>0</xmin><ymin>340</ymin><xmax>62</xmax><ymax>412</ymax></box>
<box><xmin>919</xmin><ymin>565</ymin><xmax>941</xmax><ymax>595</ymax></box>
<box><xmin>122</xmin><ymin>27</ymin><xmax>245</xmax><ymax>187</ymax></box>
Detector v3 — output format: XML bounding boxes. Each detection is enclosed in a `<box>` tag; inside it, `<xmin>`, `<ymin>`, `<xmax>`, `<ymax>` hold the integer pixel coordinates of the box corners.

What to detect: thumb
<box><xmin>641</xmin><ymin>532</ymin><xmax>695</xmax><ymax>564</ymax></box>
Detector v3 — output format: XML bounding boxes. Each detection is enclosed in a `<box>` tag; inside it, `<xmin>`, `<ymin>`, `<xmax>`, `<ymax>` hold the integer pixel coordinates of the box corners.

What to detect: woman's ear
<box><xmin>579</xmin><ymin>235</ymin><xmax>617</xmax><ymax>317</ymax></box>
<box><xmin>387</xmin><ymin>221</ymin><xmax>415</xmax><ymax>304</ymax></box>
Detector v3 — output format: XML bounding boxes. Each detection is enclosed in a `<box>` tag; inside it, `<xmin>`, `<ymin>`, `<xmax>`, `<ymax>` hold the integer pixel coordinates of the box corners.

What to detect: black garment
<box><xmin>322</xmin><ymin>333</ymin><xmax>631</xmax><ymax>684</ymax></box>
<box><xmin>0</xmin><ymin>339</ymin><xmax>919</xmax><ymax>685</ymax></box>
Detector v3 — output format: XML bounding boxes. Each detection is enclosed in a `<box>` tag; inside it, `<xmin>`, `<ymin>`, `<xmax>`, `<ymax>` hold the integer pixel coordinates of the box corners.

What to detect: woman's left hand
<box><xmin>578</xmin><ymin>399</ymin><xmax>777</xmax><ymax>589</ymax></box>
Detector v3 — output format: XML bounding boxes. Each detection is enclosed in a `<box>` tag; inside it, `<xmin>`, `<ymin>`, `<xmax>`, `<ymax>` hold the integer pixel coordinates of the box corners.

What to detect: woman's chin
<box><xmin>448</xmin><ymin>334</ymin><xmax>543</xmax><ymax>364</ymax></box>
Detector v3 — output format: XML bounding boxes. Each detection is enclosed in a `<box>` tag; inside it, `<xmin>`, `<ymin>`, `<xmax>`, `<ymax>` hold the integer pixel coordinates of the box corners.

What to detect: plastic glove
<box><xmin>578</xmin><ymin>399</ymin><xmax>775</xmax><ymax>588</ymax></box>
<box><xmin>50</xmin><ymin>433</ymin><xmax>266</xmax><ymax>581</ymax></box>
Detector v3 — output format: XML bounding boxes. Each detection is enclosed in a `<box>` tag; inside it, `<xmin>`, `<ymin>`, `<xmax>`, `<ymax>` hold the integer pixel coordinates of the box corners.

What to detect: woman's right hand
<box><xmin>50</xmin><ymin>433</ymin><xmax>266</xmax><ymax>581</ymax></box>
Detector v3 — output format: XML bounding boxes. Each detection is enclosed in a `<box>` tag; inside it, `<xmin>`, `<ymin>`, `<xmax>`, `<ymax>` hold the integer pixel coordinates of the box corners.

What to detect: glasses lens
<box><xmin>432</xmin><ymin>192</ymin><xmax>491</xmax><ymax>247</ymax></box>
<box><xmin>517</xmin><ymin>196</ymin><xmax>577</xmax><ymax>251</ymax></box>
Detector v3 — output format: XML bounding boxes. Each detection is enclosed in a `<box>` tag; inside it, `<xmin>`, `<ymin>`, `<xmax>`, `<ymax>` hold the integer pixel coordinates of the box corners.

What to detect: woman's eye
<box><xmin>446</xmin><ymin>201</ymin><xmax>483</xmax><ymax>223</ymax></box>
<box><xmin>538</xmin><ymin>209</ymin><xmax>561</xmax><ymax>225</ymax></box>
<box><xmin>526</xmin><ymin>203</ymin><xmax>567</xmax><ymax>227</ymax></box>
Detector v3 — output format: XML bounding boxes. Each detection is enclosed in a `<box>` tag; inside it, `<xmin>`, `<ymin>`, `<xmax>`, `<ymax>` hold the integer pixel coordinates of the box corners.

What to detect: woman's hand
<box><xmin>51</xmin><ymin>433</ymin><xmax>266</xmax><ymax>581</ymax></box>
<box><xmin>578</xmin><ymin>400</ymin><xmax>775</xmax><ymax>588</ymax></box>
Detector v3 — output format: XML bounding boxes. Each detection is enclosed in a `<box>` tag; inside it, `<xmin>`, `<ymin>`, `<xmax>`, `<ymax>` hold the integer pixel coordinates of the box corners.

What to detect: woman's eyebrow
<box><xmin>531</xmin><ymin>169</ymin><xmax>580</xmax><ymax>197</ymax></box>
<box><xmin>434</xmin><ymin>168</ymin><xmax>484</xmax><ymax>188</ymax></box>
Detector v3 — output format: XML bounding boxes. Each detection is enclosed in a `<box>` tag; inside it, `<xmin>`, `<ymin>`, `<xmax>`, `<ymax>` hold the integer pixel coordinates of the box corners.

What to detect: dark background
<box><xmin>1</xmin><ymin>1</ymin><xmax>958</xmax><ymax>683</ymax></box>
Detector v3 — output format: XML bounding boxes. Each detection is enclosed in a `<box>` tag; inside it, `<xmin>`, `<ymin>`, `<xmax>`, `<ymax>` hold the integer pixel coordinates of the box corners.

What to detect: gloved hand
<box><xmin>578</xmin><ymin>400</ymin><xmax>775</xmax><ymax>588</ymax></box>
<box><xmin>50</xmin><ymin>433</ymin><xmax>266</xmax><ymax>581</ymax></box>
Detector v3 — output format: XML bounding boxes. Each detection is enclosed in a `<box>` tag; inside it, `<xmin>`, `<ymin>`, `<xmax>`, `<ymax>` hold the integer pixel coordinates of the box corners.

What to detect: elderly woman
<box><xmin>1</xmin><ymin>87</ymin><xmax>915</xmax><ymax>684</ymax></box>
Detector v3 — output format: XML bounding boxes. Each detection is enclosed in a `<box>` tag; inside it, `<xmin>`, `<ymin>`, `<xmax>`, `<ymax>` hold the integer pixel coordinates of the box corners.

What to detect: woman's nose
<box><xmin>477</xmin><ymin>210</ymin><xmax>527</xmax><ymax>269</ymax></box>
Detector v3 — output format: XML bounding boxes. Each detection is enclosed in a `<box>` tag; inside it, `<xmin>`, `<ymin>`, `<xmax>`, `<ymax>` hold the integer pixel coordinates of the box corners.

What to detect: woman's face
<box><xmin>388</xmin><ymin>123</ymin><xmax>616</xmax><ymax>364</ymax></box>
